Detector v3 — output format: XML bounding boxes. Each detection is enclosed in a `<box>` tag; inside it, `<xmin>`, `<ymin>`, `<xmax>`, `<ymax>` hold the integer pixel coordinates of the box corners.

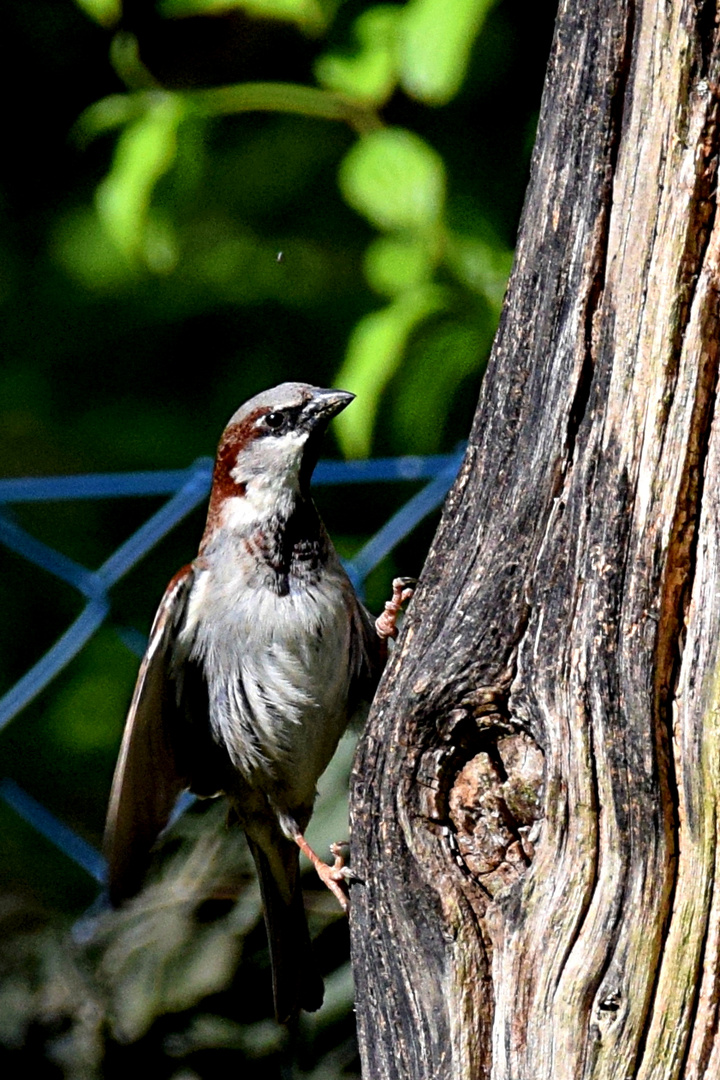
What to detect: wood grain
<box><xmin>349</xmin><ymin>1</ymin><xmax>720</xmax><ymax>1077</ymax></box>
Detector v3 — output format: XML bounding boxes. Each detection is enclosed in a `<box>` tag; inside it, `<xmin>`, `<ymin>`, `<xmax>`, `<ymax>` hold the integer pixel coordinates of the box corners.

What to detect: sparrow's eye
<box><xmin>264</xmin><ymin>411</ymin><xmax>286</xmax><ymax>431</ymax></box>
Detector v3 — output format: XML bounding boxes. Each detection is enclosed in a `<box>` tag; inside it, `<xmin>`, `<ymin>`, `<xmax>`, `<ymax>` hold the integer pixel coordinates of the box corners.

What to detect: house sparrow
<box><xmin>104</xmin><ymin>382</ymin><xmax>411</xmax><ymax>1022</ymax></box>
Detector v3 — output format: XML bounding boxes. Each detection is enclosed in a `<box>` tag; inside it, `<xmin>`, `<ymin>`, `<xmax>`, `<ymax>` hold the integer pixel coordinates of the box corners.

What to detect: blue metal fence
<box><xmin>0</xmin><ymin>451</ymin><xmax>462</xmax><ymax>886</ymax></box>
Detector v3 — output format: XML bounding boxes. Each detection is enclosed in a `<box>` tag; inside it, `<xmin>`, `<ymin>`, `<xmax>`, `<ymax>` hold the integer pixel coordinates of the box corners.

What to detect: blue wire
<box><xmin>0</xmin><ymin>459</ymin><xmax>214</xmax><ymax>503</ymax></box>
<box><xmin>0</xmin><ymin>510</ymin><xmax>105</xmax><ymax>599</ymax></box>
<box><xmin>345</xmin><ymin>451</ymin><xmax>463</xmax><ymax>590</ymax></box>
<box><xmin>312</xmin><ymin>452</ymin><xmax>462</xmax><ymax>485</ymax></box>
<box><xmin>0</xmin><ymin>599</ymin><xmax>110</xmax><ymax>731</ymax></box>
<box><xmin>96</xmin><ymin>461</ymin><xmax>212</xmax><ymax>588</ymax></box>
<box><xmin>0</xmin><ymin>452</ymin><xmax>463</xmax><ymax>881</ymax></box>
<box><xmin>0</xmin><ymin>453</ymin><xmax>458</xmax><ymax>503</ymax></box>
<box><xmin>0</xmin><ymin>778</ymin><xmax>106</xmax><ymax>884</ymax></box>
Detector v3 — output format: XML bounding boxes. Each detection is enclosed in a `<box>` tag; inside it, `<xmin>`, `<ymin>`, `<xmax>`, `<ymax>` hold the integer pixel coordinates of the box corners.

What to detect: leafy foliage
<box><xmin>69</xmin><ymin>0</ymin><xmax>516</xmax><ymax>456</ymax></box>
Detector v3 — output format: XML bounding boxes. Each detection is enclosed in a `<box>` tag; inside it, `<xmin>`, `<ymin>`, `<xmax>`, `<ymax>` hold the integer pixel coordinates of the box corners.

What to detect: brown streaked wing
<box><xmin>104</xmin><ymin>564</ymin><xmax>195</xmax><ymax>905</ymax></box>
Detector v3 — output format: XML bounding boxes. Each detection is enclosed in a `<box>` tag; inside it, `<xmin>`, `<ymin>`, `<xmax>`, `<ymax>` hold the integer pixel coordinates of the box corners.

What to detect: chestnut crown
<box><xmin>225</xmin><ymin>382</ymin><xmax>354</xmax><ymax>444</ymax></box>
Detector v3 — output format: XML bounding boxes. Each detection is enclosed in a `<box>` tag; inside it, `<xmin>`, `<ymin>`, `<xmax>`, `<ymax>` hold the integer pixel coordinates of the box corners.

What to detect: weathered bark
<box><xmin>349</xmin><ymin>1</ymin><xmax>720</xmax><ymax>1078</ymax></box>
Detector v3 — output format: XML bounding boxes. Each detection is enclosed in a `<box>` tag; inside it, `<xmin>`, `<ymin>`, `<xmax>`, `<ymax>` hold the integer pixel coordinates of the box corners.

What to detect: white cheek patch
<box><xmin>230</xmin><ymin>429</ymin><xmax>306</xmax><ymax>483</ymax></box>
<box><xmin>224</xmin><ymin>429</ymin><xmax>309</xmax><ymax>529</ymax></box>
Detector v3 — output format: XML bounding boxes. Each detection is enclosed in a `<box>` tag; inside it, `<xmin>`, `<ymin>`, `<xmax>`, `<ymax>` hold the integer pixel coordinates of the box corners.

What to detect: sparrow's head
<box><xmin>205</xmin><ymin>382</ymin><xmax>354</xmax><ymax>536</ymax></box>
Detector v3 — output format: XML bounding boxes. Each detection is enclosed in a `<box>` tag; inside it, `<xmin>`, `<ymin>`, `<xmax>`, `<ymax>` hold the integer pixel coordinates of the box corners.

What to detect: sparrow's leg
<box><xmin>292</xmin><ymin>830</ymin><xmax>350</xmax><ymax>912</ymax></box>
<box><xmin>375</xmin><ymin>577</ymin><xmax>416</xmax><ymax>641</ymax></box>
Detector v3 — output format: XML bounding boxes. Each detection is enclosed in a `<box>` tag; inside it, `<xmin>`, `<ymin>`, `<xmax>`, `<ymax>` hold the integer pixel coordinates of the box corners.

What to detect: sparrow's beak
<box><xmin>303</xmin><ymin>388</ymin><xmax>355</xmax><ymax>428</ymax></box>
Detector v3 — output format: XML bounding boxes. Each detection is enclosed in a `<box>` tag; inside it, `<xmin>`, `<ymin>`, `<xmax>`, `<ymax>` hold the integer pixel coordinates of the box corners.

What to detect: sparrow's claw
<box><xmin>335</xmin><ymin>865</ymin><xmax>364</xmax><ymax>884</ymax></box>
<box><xmin>327</xmin><ymin>841</ymin><xmax>362</xmax><ymax>883</ymax></box>
<box><xmin>293</xmin><ymin>833</ymin><xmax>350</xmax><ymax>912</ymax></box>
<box><xmin>375</xmin><ymin>577</ymin><xmax>416</xmax><ymax>641</ymax></box>
<box><xmin>329</xmin><ymin>840</ymin><xmax>349</xmax><ymax>869</ymax></box>
<box><xmin>314</xmin><ymin>861</ymin><xmax>350</xmax><ymax>912</ymax></box>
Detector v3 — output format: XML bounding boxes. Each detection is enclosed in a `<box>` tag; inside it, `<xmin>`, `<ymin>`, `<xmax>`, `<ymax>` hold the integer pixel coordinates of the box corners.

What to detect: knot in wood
<box><xmin>448</xmin><ymin>731</ymin><xmax>544</xmax><ymax>897</ymax></box>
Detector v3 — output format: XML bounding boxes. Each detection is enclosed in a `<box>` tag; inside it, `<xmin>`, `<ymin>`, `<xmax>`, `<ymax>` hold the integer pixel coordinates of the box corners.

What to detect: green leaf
<box><xmin>333</xmin><ymin>285</ymin><xmax>448</xmax><ymax>457</ymax></box>
<box><xmin>399</xmin><ymin>0</ymin><xmax>497</xmax><ymax>104</ymax></box>
<box><xmin>314</xmin><ymin>6</ymin><xmax>402</xmax><ymax>105</ymax></box>
<box><xmin>74</xmin><ymin>93</ymin><xmax>151</xmax><ymax>144</ymax></box>
<box><xmin>95</xmin><ymin>95</ymin><xmax>184</xmax><ymax>266</ymax></box>
<box><xmin>364</xmin><ymin>234</ymin><xmax>436</xmax><ymax>295</ymax></box>
<box><xmin>339</xmin><ymin>128</ymin><xmax>445</xmax><ymax>233</ymax></box>
<box><xmin>158</xmin><ymin>0</ymin><xmax>329</xmax><ymax>32</ymax></box>
<box><xmin>446</xmin><ymin>232</ymin><xmax>513</xmax><ymax>312</ymax></box>
<box><xmin>394</xmin><ymin>318</ymin><xmax>491</xmax><ymax>452</ymax></box>
<box><xmin>52</xmin><ymin>207</ymin><xmax>140</xmax><ymax>291</ymax></box>
<box><xmin>73</xmin><ymin>0</ymin><xmax>121</xmax><ymax>27</ymax></box>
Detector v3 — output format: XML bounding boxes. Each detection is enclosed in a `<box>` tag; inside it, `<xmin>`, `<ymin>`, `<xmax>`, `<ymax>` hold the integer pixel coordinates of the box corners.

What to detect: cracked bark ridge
<box><xmin>349</xmin><ymin>0</ymin><xmax>720</xmax><ymax>1078</ymax></box>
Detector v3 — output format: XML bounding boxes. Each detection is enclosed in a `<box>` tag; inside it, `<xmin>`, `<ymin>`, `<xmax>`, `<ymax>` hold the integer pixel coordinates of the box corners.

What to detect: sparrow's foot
<box><xmin>330</xmin><ymin>841</ymin><xmax>364</xmax><ymax>885</ymax></box>
<box><xmin>293</xmin><ymin>832</ymin><xmax>350</xmax><ymax>912</ymax></box>
<box><xmin>375</xmin><ymin>577</ymin><xmax>416</xmax><ymax>641</ymax></box>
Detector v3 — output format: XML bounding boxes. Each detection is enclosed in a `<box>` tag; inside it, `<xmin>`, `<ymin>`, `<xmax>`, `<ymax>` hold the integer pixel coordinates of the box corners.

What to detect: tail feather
<box><xmin>246</xmin><ymin>837</ymin><xmax>324</xmax><ymax>1022</ymax></box>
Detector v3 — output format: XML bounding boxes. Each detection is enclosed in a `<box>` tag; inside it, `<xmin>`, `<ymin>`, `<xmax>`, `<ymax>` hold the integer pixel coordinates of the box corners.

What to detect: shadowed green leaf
<box><xmin>394</xmin><ymin>318</ymin><xmax>491</xmax><ymax>452</ymax></box>
<box><xmin>73</xmin><ymin>0</ymin><xmax>121</xmax><ymax>26</ymax></box>
<box><xmin>446</xmin><ymin>231</ymin><xmax>513</xmax><ymax>311</ymax></box>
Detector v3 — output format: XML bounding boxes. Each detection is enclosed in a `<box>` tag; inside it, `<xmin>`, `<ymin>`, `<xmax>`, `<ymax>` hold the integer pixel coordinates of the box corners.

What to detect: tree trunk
<box><xmin>349</xmin><ymin>1</ymin><xmax>720</xmax><ymax>1077</ymax></box>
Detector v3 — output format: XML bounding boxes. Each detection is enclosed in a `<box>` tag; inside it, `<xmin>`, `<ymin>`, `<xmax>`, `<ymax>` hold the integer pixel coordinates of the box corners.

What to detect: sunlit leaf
<box><xmin>333</xmin><ymin>285</ymin><xmax>448</xmax><ymax>457</ymax></box>
<box><xmin>315</xmin><ymin>6</ymin><xmax>402</xmax><ymax>105</ymax></box>
<box><xmin>74</xmin><ymin>94</ymin><xmax>151</xmax><ymax>143</ymax></box>
<box><xmin>95</xmin><ymin>95</ymin><xmax>184</xmax><ymax>265</ymax></box>
<box><xmin>73</xmin><ymin>0</ymin><xmax>121</xmax><ymax>27</ymax></box>
<box><xmin>399</xmin><ymin>0</ymin><xmax>497</xmax><ymax>104</ymax></box>
<box><xmin>364</xmin><ymin>234</ymin><xmax>436</xmax><ymax>295</ymax></box>
<box><xmin>159</xmin><ymin>0</ymin><xmax>329</xmax><ymax>32</ymax></box>
<box><xmin>339</xmin><ymin>127</ymin><xmax>445</xmax><ymax>233</ymax></box>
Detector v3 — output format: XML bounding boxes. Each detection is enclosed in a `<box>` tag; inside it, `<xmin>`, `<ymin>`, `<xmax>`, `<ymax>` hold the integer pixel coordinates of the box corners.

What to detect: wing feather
<box><xmin>346</xmin><ymin>582</ymin><xmax>386</xmax><ymax>717</ymax></box>
<box><xmin>104</xmin><ymin>564</ymin><xmax>195</xmax><ymax>904</ymax></box>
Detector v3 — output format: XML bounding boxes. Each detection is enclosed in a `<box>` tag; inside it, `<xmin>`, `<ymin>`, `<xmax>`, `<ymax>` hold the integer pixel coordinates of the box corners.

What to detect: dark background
<box><xmin>0</xmin><ymin>1</ymin><xmax>557</xmax><ymax>1075</ymax></box>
